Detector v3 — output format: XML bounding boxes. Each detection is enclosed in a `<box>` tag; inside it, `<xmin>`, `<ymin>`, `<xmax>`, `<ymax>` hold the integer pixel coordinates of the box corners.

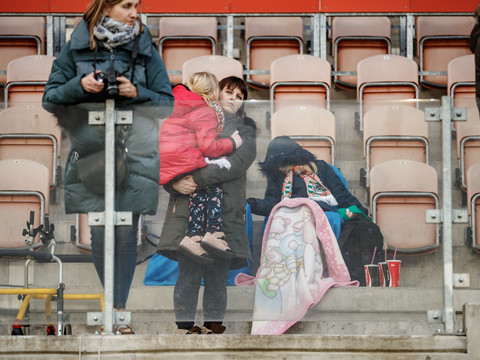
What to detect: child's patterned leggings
<box><xmin>186</xmin><ymin>185</ymin><xmax>223</xmax><ymax>236</ymax></box>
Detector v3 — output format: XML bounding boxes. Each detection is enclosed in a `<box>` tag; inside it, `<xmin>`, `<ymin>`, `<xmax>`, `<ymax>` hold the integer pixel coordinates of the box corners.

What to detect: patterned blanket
<box><xmin>235</xmin><ymin>198</ymin><xmax>358</xmax><ymax>335</ymax></box>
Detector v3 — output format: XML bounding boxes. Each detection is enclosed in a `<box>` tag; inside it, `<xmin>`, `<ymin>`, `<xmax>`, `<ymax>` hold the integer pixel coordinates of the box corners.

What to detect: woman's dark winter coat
<box><xmin>470</xmin><ymin>17</ymin><xmax>480</xmax><ymax>113</ymax></box>
<box><xmin>157</xmin><ymin>114</ymin><xmax>257</xmax><ymax>269</ymax></box>
<box><xmin>247</xmin><ymin>135</ymin><xmax>368</xmax><ymax>217</ymax></box>
<box><xmin>42</xmin><ymin>19</ymin><xmax>174</xmax><ymax>214</ymax></box>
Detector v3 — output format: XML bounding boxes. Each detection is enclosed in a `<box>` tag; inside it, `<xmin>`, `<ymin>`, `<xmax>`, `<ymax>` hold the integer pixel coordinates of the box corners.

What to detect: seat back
<box><xmin>0</xmin><ymin>159</ymin><xmax>50</xmax><ymax>249</ymax></box>
<box><xmin>0</xmin><ymin>104</ymin><xmax>62</xmax><ymax>189</ymax></box>
<box><xmin>456</xmin><ymin>110</ymin><xmax>480</xmax><ymax>191</ymax></box>
<box><xmin>416</xmin><ymin>16</ymin><xmax>475</xmax><ymax>88</ymax></box>
<box><xmin>467</xmin><ymin>162</ymin><xmax>480</xmax><ymax>252</ymax></box>
<box><xmin>5</xmin><ymin>55</ymin><xmax>55</xmax><ymax>108</ymax></box>
<box><xmin>0</xmin><ymin>16</ymin><xmax>45</xmax><ymax>85</ymax></box>
<box><xmin>245</xmin><ymin>17</ymin><xmax>304</xmax><ymax>88</ymax></box>
<box><xmin>182</xmin><ymin>55</ymin><xmax>243</xmax><ymax>83</ymax></box>
<box><xmin>363</xmin><ymin>105</ymin><xmax>429</xmax><ymax>188</ymax></box>
<box><xmin>447</xmin><ymin>54</ymin><xmax>476</xmax><ymax>122</ymax></box>
<box><xmin>332</xmin><ymin>16</ymin><xmax>391</xmax><ymax>89</ymax></box>
<box><xmin>159</xmin><ymin>17</ymin><xmax>217</xmax><ymax>85</ymax></box>
<box><xmin>270</xmin><ymin>54</ymin><xmax>331</xmax><ymax>114</ymax></box>
<box><xmin>270</xmin><ymin>105</ymin><xmax>336</xmax><ymax>164</ymax></box>
<box><xmin>369</xmin><ymin>159</ymin><xmax>439</xmax><ymax>254</ymax></box>
<box><xmin>357</xmin><ymin>54</ymin><xmax>419</xmax><ymax>131</ymax></box>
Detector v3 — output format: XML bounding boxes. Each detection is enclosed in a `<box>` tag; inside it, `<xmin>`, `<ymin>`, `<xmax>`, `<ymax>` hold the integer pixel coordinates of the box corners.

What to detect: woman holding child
<box><xmin>157</xmin><ymin>76</ymin><xmax>257</xmax><ymax>335</ymax></box>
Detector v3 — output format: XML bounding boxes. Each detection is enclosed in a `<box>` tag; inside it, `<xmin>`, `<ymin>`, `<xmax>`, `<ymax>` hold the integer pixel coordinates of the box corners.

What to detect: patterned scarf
<box><xmin>94</xmin><ymin>16</ymin><xmax>140</xmax><ymax>49</ymax></box>
<box><xmin>281</xmin><ymin>165</ymin><xmax>338</xmax><ymax>207</ymax></box>
<box><xmin>211</xmin><ymin>100</ymin><xmax>225</xmax><ymax>138</ymax></box>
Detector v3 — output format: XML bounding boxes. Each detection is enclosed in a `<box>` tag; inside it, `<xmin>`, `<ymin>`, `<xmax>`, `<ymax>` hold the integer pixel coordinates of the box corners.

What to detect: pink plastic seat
<box><xmin>456</xmin><ymin>109</ymin><xmax>480</xmax><ymax>192</ymax></box>
<box><xmin>4</xmin><ymin>55</ymin><xmax>55</xmax><ymax>108</ymax></box>
<box><xmin>270</xmin><ymin>105</ymin><xmax>336</xmax><ymax>165</ymax></box>
<box><xmin>467</xmin><ymin>162</ymin><xmax>480</xmax><ymax>252</ymax></box>
<box><xmin>245</xmin><ymin>17</ymin><xmax>304</xmax><ymax>88</ymax></box>
<box><xmin>0</xmin><ymin>104</ymin><xmax>62</xmax><ymax>189</ymax></box>
<box><xmin>332</xmin><ymin>16</ymin><xmax>391</xmax><ymax>89</ymax></box>
<box><xmin>362</xmin><ymin>105</ymin><xmax>429</xmax><ymax>188</ymax></box>
<box><xmin>182</xmin><ymin>55</ymin><xmax>243</xmax><ymax>83</ymax></box>
<box><xmin>0</xmin><ymin>16</ymin><xmax>45</xmax><ymax>85</ymax></box>
<box><xmin>0</xmin><ymin>159</ymin><xmax>50</xmax><ymax>249</ymax></box>
<box><xmin>270</xmin><ymin>54</ymin><xmax>331</xmax><ymax>115</ymax></box>
<box><xmin>357</xmin><ymin>54</ymin><xmax>419</xmax><ymax>131</ymax></box>
<box><xmin>417</xmin><ymin>16</ymin><xmax>475</xmax><ymax>89</ymax></box>
<box><xmin>159</xmin><ymin>17</ymin><xmax>217</xmax><ymax>85</ymax></box>
<box><xmin>370</xmin><ymin>159</ymin><xmax>439</xmax><ymax>254</ymax></box>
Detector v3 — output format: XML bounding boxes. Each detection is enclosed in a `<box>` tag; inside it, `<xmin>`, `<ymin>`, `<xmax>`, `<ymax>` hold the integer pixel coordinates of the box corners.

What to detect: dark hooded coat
<box><xmin>471</xmin><ymin>14</ymin><xmax>480</xmax><ymax>114</ymax></box>
<box><xmin>247</xmin><ymin>136</ymin><xmax>368</xmax><ymax>217</ymax></box>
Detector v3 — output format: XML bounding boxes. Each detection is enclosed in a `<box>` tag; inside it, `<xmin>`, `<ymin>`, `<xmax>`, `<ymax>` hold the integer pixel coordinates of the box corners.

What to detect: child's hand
<box><xmin>231</xmin><ymin>130</ymin><xmax>242</xmax><ymax>148</ymax></box>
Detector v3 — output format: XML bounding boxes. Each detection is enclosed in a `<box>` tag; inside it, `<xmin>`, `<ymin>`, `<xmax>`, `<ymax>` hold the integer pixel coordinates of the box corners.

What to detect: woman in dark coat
<box><xmin>42</xmin><ymin>0</ymin><xmax>173</xmax><ymax>332</ymax></box>
<box><xmin>157</xmin><ymin>76</ymin><xmax>256</xmax><ymax>334</ymax></box>
<box><xmin>470</xmin><ymin>4</ymin><xmax>480</xmax><ymax>114</ymax></box>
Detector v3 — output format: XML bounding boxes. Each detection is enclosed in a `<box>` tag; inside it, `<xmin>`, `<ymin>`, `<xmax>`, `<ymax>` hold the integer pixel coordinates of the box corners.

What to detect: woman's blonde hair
<box><xmin>83</xmin><ymin>0</ymin><xmax>144</xmax><ymax>49</ymax></box>
<box><xmin>185</xmin><ymin>72</ymin><xmax>219</xmax><ymax>107</ymax></box>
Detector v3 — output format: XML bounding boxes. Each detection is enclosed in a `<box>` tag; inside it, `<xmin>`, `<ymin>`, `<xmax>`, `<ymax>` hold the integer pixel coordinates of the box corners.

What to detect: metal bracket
<box><xmin>87</xmin><ymin>311</ymin><xmax>131</xmax><ymax>326</ymax></box>
<box><xmin>427</xmin><ymin>309</ymin><xmax>443</xmax><ymax>323</ymax></box>
<box><xmin>426</xmin><ymin>209</ymin><xmax>468</xmax><ymax>224</ymax></box>
<box><xmin>88</xmin><ymin>211</ymin><xmax>133</xmax><ymax>227</ymax></box>
<box><xmin>424</xmin><ymin>106</ymin><xmax>467</xmax><ymax>122</ymax></box>
<box><xmin>453</xmin><ymin>273</ymin><xmax>470</xmax><ymax>288</ymax></box>
<box><xmin>88</xmin><ymin>110</ymin><xmax>133</xmax><ymax>125</ymax></box>
<box><xmin>451</xmin><ymin>107</ymin><xmax>467</xmax><ymax>122</ymax></box>
<box><xmin>425</xmin><ymin>107</ymin><xmax>440</xmax><ymax>121</ymax></box>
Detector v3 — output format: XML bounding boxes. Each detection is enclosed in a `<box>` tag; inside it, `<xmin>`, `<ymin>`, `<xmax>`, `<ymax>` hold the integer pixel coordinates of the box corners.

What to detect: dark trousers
<box><xmin>186</xmin><ymin>185</ymin><xmax>223</xmax><ymax>236</ymax></box>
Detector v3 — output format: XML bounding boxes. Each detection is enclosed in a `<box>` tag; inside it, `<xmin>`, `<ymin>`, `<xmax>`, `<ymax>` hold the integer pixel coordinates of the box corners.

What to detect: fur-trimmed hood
<box><xmin>258</xmin><ymin>136</ymin><xmax>316</xmax><ymax>176</ymax></box>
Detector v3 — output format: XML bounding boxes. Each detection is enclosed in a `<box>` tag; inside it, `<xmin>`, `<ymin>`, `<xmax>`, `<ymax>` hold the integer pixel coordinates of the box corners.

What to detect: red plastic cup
<box><xmin>379</xmin><ymin>262</ymin><xmax>390</xmax><ymax>287</ymax></box>
<box><xmin>364</xmin><ymin>264</ymin><xmax>380</xmax><ymax>287</ymax></box>
<box><xmin>387</xmin><ymin>260</ymin><xmax>401</xmax><ymax>287</ymax></box>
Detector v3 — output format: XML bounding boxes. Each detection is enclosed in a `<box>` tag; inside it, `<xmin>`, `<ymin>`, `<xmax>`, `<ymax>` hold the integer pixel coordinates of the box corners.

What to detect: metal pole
<box><xmin>103</xmin><ymin>99</ymin><xmax>116</xmax><ymax>334</ymax></box>
<box><xmin>319</xmin><ymin>13</ymin><xmax>327</xmax><ymax>60</ymax></box>
<box><xmin>406</xmin><ymin>14</ymin><xmax>414</xmax><ymax>60</ymax></box>
<box><xmin>226</xmin><ymin>15</ymin><xmax>234</xmax><ymax>58</ymax></box>
<box><xmin>441</xmin><ymin>95</ymin><xmax>455</xmax><ymax>333</ymax></box>
<box><xmin>311</xmin><ymin>13</ymin><xmax>320</xmax><ymax>58</ymax></box>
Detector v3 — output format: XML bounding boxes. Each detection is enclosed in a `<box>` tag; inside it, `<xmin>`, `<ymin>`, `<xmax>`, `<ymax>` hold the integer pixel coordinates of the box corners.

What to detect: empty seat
<box><xmin>4</xmin><ymin>55</ymin><xmax>55</xmax><ymax>108</ymax></box>
<box><xmin>182</xmin><ymin>55</ymin><xmax>243</xmax><ymax>83</ymax></box>
<box><xmin>370</xmin><ymin>159</ymin><xmax>439</xmax><ymax>254</ymax></box>
<box><xmin>0</xmin><ymin>104</ymin><xmax>62</xmax><ymax>189</ymax></box>
<box><xmin>357</xmin><ymin>54</ymin><xmax>419</xmax><ymax>131</ymax></box>
<box><xmin>159</xmin><ymin>17</ymin><xmax>217</xmax><ymax>85</ymax></box>
<box><xmin>270</xmin><ymin>54</ymin><xmax>331</xmax><ymax>115</ymax></box>
<box><xmin>447</xmin><ymin>54</ymin><xmax>476</xmax><ymax>131</ymax></box>
<box><xmin>0</xmin><ymin>16</ymin><xmax>45</xmax><ymax>85</ymax></box>
<box><xmin>456</xmin><ymin>109</ymin><xmax>480</xmax><ymax>191</ymax></box>
<box><xmin>416</xmin><ymin>16</ymin><xmax>475</xmax><ymax>89</ymax></box>
<box><xmin>244</xmin><ymin>17</ymin><xmax>304</xmax><ymax>88</ymax></box>
<box><xmin>332</xmin><ymin>16</ymin><xmax>391</xmax><ymax>89</ymax></box>
<box><xmin>362</xmin><ymin>105</ymin><xmax>429</xmax><ymax>188</ymax></box>
<box><xmin>0</xmin><ymin>159</ymin><xmax>50</xmax><ymax>249</ymax></box>
<box><xmin>466</xmin><ymin>162</ymin><xmax>480</xmax><ymax>252</ymax></box>
<box><xmin>270</xmin><ymin>105</ymin><xmax>335</xmax><ymax>165</ymax></box>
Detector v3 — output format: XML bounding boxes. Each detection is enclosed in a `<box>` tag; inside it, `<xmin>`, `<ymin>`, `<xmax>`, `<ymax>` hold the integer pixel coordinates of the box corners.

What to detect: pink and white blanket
<box><xmin>235</xmin><ymin>198</ymin><xmax>358</xmax><ymax>335</ymax></box>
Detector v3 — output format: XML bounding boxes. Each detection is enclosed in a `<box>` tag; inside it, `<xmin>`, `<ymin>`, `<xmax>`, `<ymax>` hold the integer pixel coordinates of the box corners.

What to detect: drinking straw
<box><xmin>393</xmin><ymin>247</ymin><xmax>398</xmax><ymax>261</ymax></box>
<box><xmin>371</xmin><ymin>246</ymin><xmax>377</xmax><ymax>265</ymax></box>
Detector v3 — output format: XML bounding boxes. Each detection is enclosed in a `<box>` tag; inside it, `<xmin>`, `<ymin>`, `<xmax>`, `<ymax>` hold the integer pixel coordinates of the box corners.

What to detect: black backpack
<box><xmin>337</xmin><ymin>214</ymin><xmax>385</xmax><ymax>286</ymax></box>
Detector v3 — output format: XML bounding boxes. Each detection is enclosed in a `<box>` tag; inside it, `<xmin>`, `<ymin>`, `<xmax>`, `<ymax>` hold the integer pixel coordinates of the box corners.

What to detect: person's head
<box><xmin>476</xmin><ymin>4</ymin><xmax>480</xmax><ymax>20</ymax></box>
<box><xmin>84</xmin><ymin>0</ymin><xmax>143</xmax><ymax>48</ymax></box>
<box><xmin>185</xmin><ymin>72</ymin><xmax>219</xmax><ymax>107</ymax></box>
<box><xmin>219</xmin><ymin>76</ymin><xmax>248</xmax><ymax>117</ymax></box>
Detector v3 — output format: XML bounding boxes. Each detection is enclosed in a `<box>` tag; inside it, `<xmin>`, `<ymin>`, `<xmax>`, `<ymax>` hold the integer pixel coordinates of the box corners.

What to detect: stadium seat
<box><xmin>0</xmin><ymin>159</ymin><xmax>50</xmax><ymax>249</ymax></box>
<box><xmin>182</xmin><ymin>55</ymin><xmax>243</xmax><ymax>83</ymax></box>
<box><xmin>456</xmin><ymin>109</ymin><xmax>480</xmax><ymax>192</ymax></box>
<box><xmin>270</xmin><ymin>105</ymin><xmax>336</xmax><ymax>165</ymax></box>
<box><xmin>0</xmin><ymin>104</ymin><xmax>62</xmax><ymax>189</ymax></box>
<box><xmin>4</xmin><ymin>55</ymin><xmax>55</xmax><ymax>108</ymax></box>
<box><xmin>466</xmin><ymin>162</ymin><xmax>480</xmax><ymax>252</ymax></box>
<box><xmin>362</xmin><ymin>105</ymin><xmax>429</xmax><ymax>189</ymax></box>
<box><xmin>244</xmin><ymin>16</ymin><xmax>304</xmax><ymax>88</ymax></box>
<box><xmin>269</xmin><ymin>54</ymin><xmax>331</xmax><ymax>115</ymax></box>
<box><xmin>369</xmin><ymin>159</ymin><xmax>439</xmax><ymax>254</ymax></box>
<box><xmin>0</xmin><ymin>16</ymin><xmax>45</xmax><ymax>85</ymax></box>
<box><xmin>158</xmin><ymin>17</ymin><xmax>217</xmax><ymax>85</ymax></box>
<box><xmin>331</xmin><ymin>16</ymin><xmax>391</xmax><ymax>89</ymax></box>
<box><xmin>416</xmin><ymin>16</ymin><xmax>475</xmax><ymax>89</ymax></box>
<box><xmin>356</xmin><ymin>54</ymin><xmax>419</xmax><ymax>131</ymax></box>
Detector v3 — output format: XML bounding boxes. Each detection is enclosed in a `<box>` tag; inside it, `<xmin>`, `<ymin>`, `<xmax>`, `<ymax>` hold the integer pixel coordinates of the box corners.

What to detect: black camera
<box><xmin>94</xmin><ymin>66</ymin><xmax>119</xmax><ymax>98</ymax></box>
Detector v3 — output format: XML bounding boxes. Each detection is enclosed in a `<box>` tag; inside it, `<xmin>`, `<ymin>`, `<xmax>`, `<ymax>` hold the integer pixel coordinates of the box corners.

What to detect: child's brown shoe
<box><xmin>201</xmin><ymin>232</ymin><xmax>235</xmax><ymax>259</ymax></box>
<box><xmin>179</xmin><ymin>235</ymin><xmax>214</xmax><ymax>264</ymax></box>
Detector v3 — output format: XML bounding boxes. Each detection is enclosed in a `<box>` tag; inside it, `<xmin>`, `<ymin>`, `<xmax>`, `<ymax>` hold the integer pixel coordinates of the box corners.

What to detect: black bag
<box><xmin>337</xmin><ymin>214</ymin><xmax>385</xmax><ymax>286</ymax></box>
<box><xmin>76</xmin><ymin>143</ymin><xmax>129</xmax><ymax>194</ymax></box>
